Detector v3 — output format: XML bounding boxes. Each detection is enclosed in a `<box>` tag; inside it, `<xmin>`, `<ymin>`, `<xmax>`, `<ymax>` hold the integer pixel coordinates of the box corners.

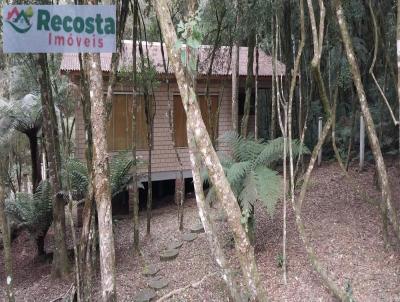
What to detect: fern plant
<box><xmin>203</xmin><ymin>132</ymin><xmax>309</xmax><ymax>236</ymax></box>
<box><xmin>65</xmin><ymin>152</ymin><xmax>142</xmax><ymax>200</ymax></box>
<box><xmin>5</xmin><ymin>180</ymin><xmax>52</xmax><ymax>240</ymax></box>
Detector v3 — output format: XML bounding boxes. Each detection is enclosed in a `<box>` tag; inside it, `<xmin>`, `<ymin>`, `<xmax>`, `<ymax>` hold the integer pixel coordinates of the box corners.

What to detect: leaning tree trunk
<box><xmin>37</xmin><ymin>53</ymin><xmax>70</xmax><ymax>278</ymax></box>
<box><xmin>154</xmin><ymin>1</ymin><xmax>266</xmax><ymax>300</ymax></box>
<box><xmin>335</xmin><ymin>0</ymin><xmax>400</xmax><ymax>242</ymax></box>
<box><xmin>187</xmin><ymin>128</ymin><xmax>242</xmax><ymax>302</ymax></box>
<box><xmin>88</xmin><ymin>52</ymin><xmax>117</xmax><ymax>301</ymax></box>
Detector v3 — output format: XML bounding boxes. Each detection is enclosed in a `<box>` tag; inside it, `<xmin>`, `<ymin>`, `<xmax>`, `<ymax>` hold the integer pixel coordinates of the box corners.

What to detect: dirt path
<box><xmin>1</xmin><ymin>163</ymin><xmax>399</xmax><ymax>301</ymax></box>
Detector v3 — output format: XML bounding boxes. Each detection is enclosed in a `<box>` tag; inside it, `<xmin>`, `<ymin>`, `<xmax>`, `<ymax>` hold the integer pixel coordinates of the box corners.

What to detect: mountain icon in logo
<box><xmin>6</xmin><ymin>6</ymin><xmax>34</xmax><ymax>33</ymax></box>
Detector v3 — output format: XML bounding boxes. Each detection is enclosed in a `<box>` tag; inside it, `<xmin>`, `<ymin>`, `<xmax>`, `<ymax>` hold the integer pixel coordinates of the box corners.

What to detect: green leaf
<box><xmin>187</xmin><ymin>37</ymin><xmax>201</xmax><ymax>50</ymax></box>
<box><xmin>174</xmin><ymin>39</ymin><xmax>183</xmax><ymax>52</ymax></box>
<box><xmin>181</xmin><ymin>50</ymin><xmax>187</xmax><ymax>65</ymax></box>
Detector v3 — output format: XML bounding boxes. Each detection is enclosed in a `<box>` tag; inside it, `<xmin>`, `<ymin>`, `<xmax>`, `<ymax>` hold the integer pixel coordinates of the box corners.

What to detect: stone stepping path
<box><xmin>148</xmin><ymin>276</ymin><xmax>169</xmax><ymax>290</ymax></box>
<box><xmin>214</xmin><ymin>212</ymin><xmax>228</xmax><ymax>222</ymax></box>
<box><xmin>134</xmin><ymin>223</ymin><xmax>205</xmax><ymax>300</ymax></box>
<box><xmin>133</xmin><ymin>288</ymin><xmax>156</xmax><ymax>302</ymax></box>
<box><xmin>166</xmin><ymin>240</ymin><xmax>183</xmax><ymax>250</ymax></box>
<box><xmin>182</xmin><ymin>232</ymin><xmax>197</xmax><ymax>242</ymax></box>
<box><xmin>160</xmin><ymin>248</ymin><xmax>179</xmax><ymax>261</ymax></box>
<box><xmin>142</xmin><ymin>264</ymin><xmax>160</xmax><ymax>277</ymax></box>
<box><xmin>190</xmin><ymin>223</ymin><xmax>204</xmax><ymax>234</ymax></box>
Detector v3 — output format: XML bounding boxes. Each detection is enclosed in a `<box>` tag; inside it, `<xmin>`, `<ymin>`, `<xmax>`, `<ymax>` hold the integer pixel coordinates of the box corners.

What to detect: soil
<box><xmin>1</xmin><ymin>162</ymin><xmax>400</xmax><ymax>301</ymax></box>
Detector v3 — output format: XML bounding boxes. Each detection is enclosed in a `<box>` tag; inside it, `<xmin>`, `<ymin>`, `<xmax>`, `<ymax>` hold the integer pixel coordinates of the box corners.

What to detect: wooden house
<box><xmin>60</xmin><ymin>41</ymin><xmax>285</xmax><ymax>211</ymax></box>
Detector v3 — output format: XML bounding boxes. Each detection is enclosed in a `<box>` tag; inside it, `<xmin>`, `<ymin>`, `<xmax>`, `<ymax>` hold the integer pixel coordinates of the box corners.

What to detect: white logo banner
<box><xmin>2</xmin><ymin>5</ymin><xmax>116</xmax><ymax>53</ymax></box>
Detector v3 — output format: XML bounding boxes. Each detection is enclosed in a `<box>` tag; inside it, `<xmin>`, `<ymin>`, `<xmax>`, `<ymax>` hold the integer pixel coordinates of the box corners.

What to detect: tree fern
<box><xmin>5</xmin><ymin>180</ymin><xmax>52</xmax><ymax>239</ymax></box>
<box><xmin>205</xmin><ymin>132</ymin><xmax>309</xmax><ymax>227</ymax></box>
<box><xmin>65</xmin><ymin>152</ymin><xmax>142</xmax><ymax>200</ymax></box>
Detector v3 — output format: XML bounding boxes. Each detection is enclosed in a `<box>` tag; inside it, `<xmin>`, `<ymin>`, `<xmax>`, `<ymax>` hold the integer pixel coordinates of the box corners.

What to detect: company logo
<box><xmin>6</xmin><ymin>6</ymin><xmax>34</xmax><ymax>33</ymax></box>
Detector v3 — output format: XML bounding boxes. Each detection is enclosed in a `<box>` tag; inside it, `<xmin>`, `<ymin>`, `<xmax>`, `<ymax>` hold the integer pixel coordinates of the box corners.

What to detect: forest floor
<box><xmin>1</xmin><ymin>161</ymin><xmax>400</xmax><ymax>301</ymax></box>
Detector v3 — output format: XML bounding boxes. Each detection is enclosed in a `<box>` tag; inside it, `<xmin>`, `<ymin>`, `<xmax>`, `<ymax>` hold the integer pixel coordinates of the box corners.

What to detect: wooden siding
<box><xmin>74</xmin><ymin>80</ymin><xmax>234</xmax><ymax>178</ymax></box>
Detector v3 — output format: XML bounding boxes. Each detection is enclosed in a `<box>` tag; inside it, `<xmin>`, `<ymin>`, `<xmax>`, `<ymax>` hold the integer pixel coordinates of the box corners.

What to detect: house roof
<box><xmin>60</xmin><ymin>41</ymin><xmax>286</xmax><ymax>77</ymax></box>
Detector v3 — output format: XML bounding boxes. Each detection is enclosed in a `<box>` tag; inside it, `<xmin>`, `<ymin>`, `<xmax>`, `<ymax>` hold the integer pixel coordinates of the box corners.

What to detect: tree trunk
<box><xmin>78</xmin><ymin>52</ymin><xmax>96</xmax><ymax>301</ymax></box>
<box><xmin>0</xmin><ymin>171</ymin><xmax>15</xmax><ymax>302</ymax></box>
<box><xmin>240</xmin><ymin>32</ymin><xmax>256</xmax><ymax>137</ymax></box>
<box><xmin>154</xmin><ymin>1</ymin><xmax>266</xmax><ymax>300</ymax></box>
<box><xmin>270</xmin><ymin>16</ymin><xmax>277</xmax><ymax>140</ymax></box>
<box><xmin>187</xmin><ymin>128</ymin><xmax>242</xmax><ymax>301</ymax></box>
<box><xmin>397</xmin><ymin>0</ymin><xmax>400</xmax><ymax>160</ymax></box>
<box><xmin>231</xmin><ymin>0</ymin><xmax>240</xmax><ymax>133</ymax></box>
<box><xmin>37</xmin><ymin>53</ymin><xmax>70</xmax><ymax>278</ymax></box>
<box><xmin>156</xmin><ymin>17</ymin><xmax>186</xmax><ymax>231</ymax></box>
<box><xmin>88</xmin><ymin>52</ymin><xmax>116</xmax><ymax>301</ymax></box>
<box><xmin>254</xmin><ymin>36</ymin><xmax>259</xmax><ymax>139</ymax></box>
<box><xmin>27</xmin><ymin>130</ymin><xmax>42</xmax><ymax>192</ymax></box>
<box><xmin>146</xmin><ymin>96</ymin><xmax>153</xmax><ymax>236</ymax></box>
<box><xmin>131</xmin><ymin>0</ymin><xmax>140</xmax><ymax>252</ymax></box>
<box><xmin>335</xmin><ymin>0</ymin><xmax>400</xmax><ymax>242</ymax></box>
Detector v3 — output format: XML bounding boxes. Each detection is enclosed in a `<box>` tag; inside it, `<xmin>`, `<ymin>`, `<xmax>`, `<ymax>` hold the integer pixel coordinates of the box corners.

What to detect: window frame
<box><xmin>173</xmin><ymin>93</ymin><xmax>220</xmax><ymax>148</ymax></box>
<box><xmin>107</xmin><ymin>91</ymin><xmax>150</xmax><ymax>152</ymax></box>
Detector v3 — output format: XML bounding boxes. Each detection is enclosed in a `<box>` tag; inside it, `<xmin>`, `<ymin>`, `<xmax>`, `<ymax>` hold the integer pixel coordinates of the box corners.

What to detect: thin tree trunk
<box><xmin>255</xmin><ymin>36</ymin><xmax>259</xmax><ymax>139</ymax></box>
<box><xmin>345</xmin><ymin>91</ymin><xmax>356</xmax><ymax>171</ymax></box>
<box><xmin>131</xmin><ymin>0</ymin><xmax>140</xmax><ymax>252</ymax></box>
<box><xmin>270</xmin><ymin>16</ymin><xmax>277</xmax><ymax>139</ymax></box>
<box><xmin>231</xmin><ymin>0</ymin><xmax>240</xmax><ymax>133</ymax></box>
<box><xmin>291</xmin><ymin>1</ymin><xmax>352</xmax><ymax>300</ymax></box>
<box><xmin>37</xmin><ymin>53</ymin><xmax>70</xmax><ymax>278</ymax></box>
<box><xmin>156</xmin><ymin>17</ymin><xmax>186</xmax><ymax>231</ymax></box>
<box><xmin>240</xmin><ymin>32</ymin><xmax>256</xmax><ymax>137</ymax></box>
<box><xmin>88</xmin><ymin>52</ymin><xmax>116</xmax><ymax>301</ymax></box>
<box><xmin>335</xmin><ymin>0</ymin><xmax>400</xmax><ymax>242</ymax></box>
<box><xmin>154</xmin><ymin>1</ymin><xmax>266</xmax><ymax>300</ymax></box>
<box><xmin>146</xmin><ymin>97</ymin><xmax>153</xmax><ymax>236</ymax></box>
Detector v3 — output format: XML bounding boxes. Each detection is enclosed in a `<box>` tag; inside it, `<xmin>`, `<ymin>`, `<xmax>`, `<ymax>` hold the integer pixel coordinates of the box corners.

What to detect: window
<box><xmin>107</xmin><ymin>94</ymin><xmax>148</xmax><ymax>151</ymax></box>
<box><xmin>173</xmin><ymin>94</ymin><xmax>219</xmax><ymax>147</ymax></box>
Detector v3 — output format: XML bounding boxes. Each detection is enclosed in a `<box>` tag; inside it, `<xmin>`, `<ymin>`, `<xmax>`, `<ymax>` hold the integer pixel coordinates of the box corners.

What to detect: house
<box><xmin>60</xmin><ymin>41</ymin><xmax>285</xmax><ymax>211</ymax></box>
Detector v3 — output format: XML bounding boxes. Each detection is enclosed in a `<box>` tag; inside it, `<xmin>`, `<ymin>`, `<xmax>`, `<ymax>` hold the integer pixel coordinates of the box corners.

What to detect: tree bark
<box><xmin>27</xmin><ymin>130</ymin><xmax>42</xmax><ymax>192</ymax></box>
<box><xmin>154</xmin><ymin>1</ymin><xmax>266</xmax><ymax>300</ymax></box>
<box><xmin>37</xmin><ymin>53</ymin><xmax>70</xmax><ymax>278</ymax></box>
<box><xmin>397</xmin><ymin>0</ymin><xmax>400</xmax><ymax>160</ymax></box>
<box><xmin>240</xmin><ymin>32</ymin><xmax>256</xmax><ymax>137</ymax></box>
<box><xmin>78</xmin><ymin>52</ymin><xmax>96</xmax><ymax>301</ymax></box>
<box><xmin>254</xmin><ymin>36</ymin><xmax>259</xmax><ymax>139</ymax></box>
<box><xmin>231</xmin><ymin>0</ymin><xmax>240</xmax><ymax>133</ymax></box>
<box><xmin>156</xmin><ymin>17</ymin><xmax>186</xmax><ymax>231</ymax></box>
<box><xmin>88</xmin><ymin>52</ymin><xmax>116</xmax><ymax>301</ymax></box>
<box><xmin>335</xmin><ymin>0</ymin><xmax>400</xmax><ymax>242</ymax></box>
<box><xmin>131</xmin><ymin>0</ymin><xmax>140</xmax><ymax>252</ymax></box>
<box><xmin>0</xmin><ymin>167</ymin><xmax>15</xmax><ymax>302</ymax></box>
<box><xmin>187</xmin><ymin>129</ymin><xmax>242</xmax><ymax>301</ymax></box>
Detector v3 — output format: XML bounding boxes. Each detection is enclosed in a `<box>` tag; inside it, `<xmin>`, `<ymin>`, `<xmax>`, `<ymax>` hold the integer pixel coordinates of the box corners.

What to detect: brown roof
<box><xmin>60</xmin><ymin>41</ymin><xmax>285</xmax><ymax>77</ymax></box>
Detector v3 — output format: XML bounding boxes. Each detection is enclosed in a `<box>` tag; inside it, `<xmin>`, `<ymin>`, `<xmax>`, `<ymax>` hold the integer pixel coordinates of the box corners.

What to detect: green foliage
<box><xmin>65</xmin><ymin>158</ymin><xmax>88</xmax><ymax>198</ymax></box>
<box><xmin>203</xmin><ymin>132</ymin><xmax>309</xmax><ymax>224</ymax></box>
<box><xmin>5</xmin><ymin>180</ymin><xmax>52</xmax><ymax>239</ymax></box>
<box><xmin>276</xmin><ymin>253</ymin><xmax>284</xmax><ymax>268</ymax></box>
<box><xmin>175</xmin><ymin>9</ymin><xmax>205</xmax><ymax>72</ymax></box>
<box><xmin>65</xmin><ymin>152</ymin><xmax>142</xmax><ymax>200</ymax></box>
